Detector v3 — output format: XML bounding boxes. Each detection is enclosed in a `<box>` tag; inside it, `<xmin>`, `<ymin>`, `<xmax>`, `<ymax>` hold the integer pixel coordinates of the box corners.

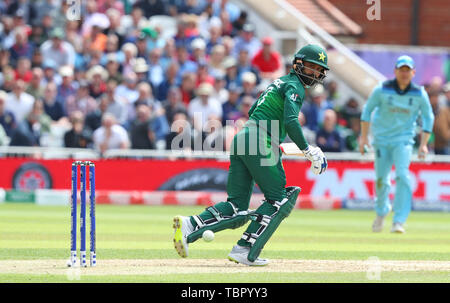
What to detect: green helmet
<box><xmin>293</xmin><ymin>44</ymin><xmax>329</xmax><ymax>87</ymax></box>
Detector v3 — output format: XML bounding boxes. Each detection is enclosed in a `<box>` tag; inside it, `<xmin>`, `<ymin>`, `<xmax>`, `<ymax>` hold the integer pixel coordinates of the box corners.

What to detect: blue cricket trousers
<box><xmin>373</xmin><ymin>142</ymin><xmax>413</xmax><ymax>223</ymax></box>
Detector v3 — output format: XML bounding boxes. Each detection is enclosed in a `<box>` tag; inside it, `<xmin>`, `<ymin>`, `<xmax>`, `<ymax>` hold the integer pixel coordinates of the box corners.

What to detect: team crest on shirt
<box><xmin>290</xmin><ymin>93</ymin><xmax>298</xmax><ymax>101</ymax></box>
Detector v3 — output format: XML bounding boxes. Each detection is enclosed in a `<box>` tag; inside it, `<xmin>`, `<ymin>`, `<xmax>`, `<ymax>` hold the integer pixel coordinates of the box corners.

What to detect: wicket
<box><xmin>68</xmin><ymin>161</ymin><xmax>96</xmax><ymax>267</ymax></box>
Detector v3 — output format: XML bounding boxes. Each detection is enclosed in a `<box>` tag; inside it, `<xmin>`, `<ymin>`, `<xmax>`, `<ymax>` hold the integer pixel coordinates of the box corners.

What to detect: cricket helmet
<box><xmin>293</xmin><ymin>44</ymin><xmax>329</xmax><ymax>87</ymax></box>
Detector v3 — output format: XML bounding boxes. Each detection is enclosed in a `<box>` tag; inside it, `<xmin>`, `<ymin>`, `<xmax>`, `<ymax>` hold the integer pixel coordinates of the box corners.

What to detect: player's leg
<box><xmin>372</xmin><ymin>145</ymin><xmax>394</xmax><ymax>231</ymax></box>
<box><xmin>173</xmin><ymin>129</ymin><xmax>256</xmax><ymax>258</ymax></box>
<box><xmin>229</xmin><ymin>151</ymin><xmax>300</xmax><ymax>264</ymax></box>
<box><xmin>391</xmin><ymin>143</ymin><xmax>413</xmax><ymax>232</ymax></box>
<box><xmin>185</xmin><ymin>154</ymin><xmax>255</xmax><ymax>243</ymax></box>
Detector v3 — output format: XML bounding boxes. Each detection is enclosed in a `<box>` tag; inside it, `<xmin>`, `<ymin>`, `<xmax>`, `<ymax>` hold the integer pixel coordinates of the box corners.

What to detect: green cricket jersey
<box><xmin>247</xmin><ymin>70</ymin><xmax>309</xmax><ymax>150</ymax></box>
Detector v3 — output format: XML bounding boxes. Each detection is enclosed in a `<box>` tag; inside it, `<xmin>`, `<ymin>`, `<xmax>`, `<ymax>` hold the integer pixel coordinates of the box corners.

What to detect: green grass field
<box><xmin>0</xmin><ymin>203</ymin><xmax>449</xmax><ymax>283</ymax></box>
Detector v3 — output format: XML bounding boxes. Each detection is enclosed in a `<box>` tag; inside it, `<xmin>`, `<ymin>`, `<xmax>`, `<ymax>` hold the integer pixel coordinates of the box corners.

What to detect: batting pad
<box><xmin>244</xmin><ymin>186</ymin><xmax>301</xmax><ymax>262</ymax></box>
<box><xmin>186</xmin><ymin>202</ymin><xmax>253</xmax><ymax>243</ymax></box>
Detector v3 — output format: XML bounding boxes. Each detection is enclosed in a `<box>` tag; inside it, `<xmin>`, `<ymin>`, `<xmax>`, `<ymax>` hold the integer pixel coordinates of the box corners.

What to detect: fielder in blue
<box><xmin>359</xmin><ymin>55</ymin><xmax>434</xmax><ymax>233</ymax></box>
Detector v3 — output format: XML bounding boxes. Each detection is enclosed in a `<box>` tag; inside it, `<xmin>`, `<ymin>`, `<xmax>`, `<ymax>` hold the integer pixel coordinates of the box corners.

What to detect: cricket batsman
<box><xmin>359</xmin><ymin>55</ymin><xmax>434</xmax><ymax>234</ymax></box>
<box><xmin>173</xmin><ymin>44</ymin><xmax>329</xmax><ymax>266</ymax></box>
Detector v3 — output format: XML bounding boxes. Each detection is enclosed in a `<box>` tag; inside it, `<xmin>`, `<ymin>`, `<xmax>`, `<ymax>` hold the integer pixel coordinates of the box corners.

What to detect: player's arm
<box><xmin>417</xmin><ymin>88</ymin><xmax>435</xmax><ymax>159</ymax></box>
<box><xmin>284</xmin><ymin>87</ymin><xmax>327</xmax><ymax>174</ymax></box>
<box><xmin>359</xmin><ymin>85</ymin><xmax>381</xmax><ymax>155</ymax></box>
<box><xmin>283</xmin><ymin>88</ymin><xmax>308</xmax><ymax>150</ymax></box>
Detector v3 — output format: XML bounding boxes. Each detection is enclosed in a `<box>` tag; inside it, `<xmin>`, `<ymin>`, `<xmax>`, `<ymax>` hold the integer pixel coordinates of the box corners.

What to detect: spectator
<box><xmin>218</xmin><ymin>9</ymin><xmax>233</xmax><ymax>37</ymax></box>
<box><xmin>98</xmin><ymin>0</ymin><xmax>125</xmax><ymax>16</ymax></box>
<box><xmin>31</xmin><ymin>49</ymin><xmax>44</xmax><ymax>68</ymax></box>
<box><xmin>166</xmin><ymin>111</ymin><xmax>193</xmax><ymax>151</ymax></box>
<box><xmin>0</xmin><ymin>16</ymin><xmax>15</xmax><ymax>50</ymax></box>
<box><xmin>42</xmin><ymin>82</ymin><xmax>65</xmax><ymax>122</ymax></box>
<box><xmin>301</xmin><ymin>84</ymin><xmax>333</xmax><ymax>132</ymax></box>
<box><xmin>155</xmin><ymin>61</ymin><xmax>179</xmax><ymax>101</ymax></box>
<box><xmin>9</xmin><ymin>99</ymin><xmax>50</xmax><ymax>146</ymax></box>
<box><xmin>232</xmin><ymin>23</ymin><xmax>261</xmax><ymax>58</ymax></box>
<box><xmin>116</xmin><ymin>71</ymin><xmax>139</xmax><ymax>105</ymax></box>
<box><xmin>175</xmin><ymin>44</ymin><xmax>197</xmax><ymax>83</ymax></box>
<box><xmin>41</xmin><ymin>59</ymin><xmax>61</xmax><ymax>86</ymax></box>
<box><xmin>196</xmin><ymin>60</ymin><xmax>215</xmax><ymax>87</ymax></box>
<box><xmin>208</xmin><ymin>44</ymin><xmax>226</xmax><ymax>78</ymax></box>
<box><xmin>85</xmin><ymin>23</ymin><xmax>109</xmax><ymax>53</ymax></box>
<box><xmin>101</xmin><ymin>79</ymin><xmax>128</xmax><ymax>125</ymax></box>
<box><xmin>5</xmin><ymin>79</ymin><xmax>34</xmax><ymax>123</ymax></box>
<box><xmin>104</xmin><ymin>53</ymin><xmax>123</xmax><ymax>83</ymax></box>
<box><xmin>240</xmin><ymin>71</ymin><xmax>258</xmax><ymax>99</ymax></box>
<box><xmin>120</xmin><ymin>42</ymin><xmax>138</xmax><ymax>75</ymax></box>
<box><xmin>9</xmin><ymin>26</ymin><xmax>34</xmax><ymax>65</ymax></box>
<box><xmin>231</xmin><ymin>11</ymin><xmax>248</xmax><ymax>37</ymax></box>
<box><xmin>135</xmin><ymin>33</ymin><xmax>149</xmax><ymax>59</ymax></box>
<box><xmin>325</xmin><ymin>80</ymin><xmax>340</xmax><ymax>104</ymax></box>
<box><xmin>35</xmin><ymin>0</ymin><xmax>58</xmax><ymax>25</ymax></box>
<box><xmin>180</xmin><ymin>72</ymin><xmax>197</xmax><ymax>105</ymax></box>
<box><xmin>223</xmin><ymin>56</ymin><xmax>239</xmax><ymax>88</ymax></box>
<box><xmin>222</xmin><ymin>83</ymin><xmax>242</xmax><ymax>125</ymax></box>
<box><xmin>212</xmin><ymin>73</ymin><xmax>229</xmax><ymax>104</ymax></box>
<box><xmin>14</xmin><ymin>57</ymin><xmax>33</xmax><ymax>83</ymax></box>
<box><xmin>0</xmin><ymin>47</ymin><xmax>11</xmax><ymax>70</ymax></box>
<box><xmin>188</xmin><ymin>82</ymin><xmax>222</xmax><ymax>131</ymax></box>
<box><xmin>202</xmin><ymin>114</ymin><xmax>225</xmax><ymax>151</ymax></box>
<box><xmin>6</xmin><ymin>1</ymin><xmax>37</xmax><ymax>26</ymax></box>
<box><xmin>134</xmin><ymin>0</ymin><xmax>167</xmax><ymax>18</ymax></box>
<box><xmin>56</xmin><ymin>65</ymin><xmax>78</xmax><ymax>107</ymax></box>
<box><xmin>93</xmin><ymin>112</ymin><xmax>130</xmax><ymax>154</ymax></box>
<box><xmin>64</xmin><ymin>111</ymin><xmax>93</xmax><ymax>148</ymax></box>
<box><xmin>162</xmin><ymin>86</ymin><xmax>188</xmax><ymax>124</ymax></box>
<box><xmin>102</xmin><ymin>34</ymin><xmax>121</xmax><ymax>62</ymax></box>
<box><xmin>126</xmin><ymin>81</ymin><xmax>155</xmax><ymax>121</ymax></box>
<box><xmin>148</xmin><ymin>48</ymin><xmax>165</xmax><ymax>90</ymax></box>
<box><xmin>0</xmin><ymin>65</ymin><xmax>16</xmax><ymax>92</ymax></box>
<box><xmin>236</xmin><ymin>47</ymin><xmax>260</xmax><ymax>86</ymax></box>
<box><xmin>133</xmin><ymin>57</ymin><xmax>150</xmax><ymax>83</ymax></box>
<box><xmin>86</xmin><ymin>65</ymin><xmax>109</xmax><ymax>99</ymax></box>
<box><xmin>120</xmin><ymin>7</ymin><xmax>146</xmax><ymax>40</ymax></box>
<box><xmin>40</xmin><ymin>27</ymin><xmax>76</xmax><ymax>69</ymax></box>
<box><xmin>251</xmin><ymin>37</ymin><xmax>282</xmax><ymax>81</ymax></box>
<box><xmin>129</xmin><ymin>103</ymin><xmax>156</xmax><ymax>149</ymax></box>
<box><xmin>85</xmin><ymin>97</ymin><xmax>109</xmax><ymax>132</ymax></box>
<box><xmin>65</xmin><ymin>80</ymin><xmax>99</xmax><ymax>118</ymax></box>
<box><xmin>26</xmin><ymin>67</ymin><xmax>44</xmax><ymax>100</ymax></box>
<box><xmin>316</xmin><ymin>109</ymin><xmax>344</xmax><ymax>152</ymax></box>
<box><xmin>0</xmin><ymin>90</ymin><xmax>16</xmax><ymax>137</ymax></box>
<box><xmin>343</xmin><ymin>117</ymin><xmax>361</xmax><ymax>152</ymax></box>
<box><xmin>205</xmin><ymin>19</ymin><xmax>223</xmax><ymax>54</ymax></box>
<box><xmin>338</xmin><ymin>97</ymin><xmax>361</xmax><ymax>128</ymax></box>
<box><xmin>103</xmin><ymin>8</ymin><xmax>125</xmax><ymax>47</ymax></box>
<box><xmin>190</xmin><ymin>38</ymin><xmax>207</xmax><ymax>62</ymax></box>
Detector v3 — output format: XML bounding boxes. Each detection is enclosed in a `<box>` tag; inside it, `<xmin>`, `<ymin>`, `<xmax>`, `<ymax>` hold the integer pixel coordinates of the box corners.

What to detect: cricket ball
<box><xmin>202</xmin><ymin>230</ymin><xmax>214</xmax><ymax>242</ymax></box>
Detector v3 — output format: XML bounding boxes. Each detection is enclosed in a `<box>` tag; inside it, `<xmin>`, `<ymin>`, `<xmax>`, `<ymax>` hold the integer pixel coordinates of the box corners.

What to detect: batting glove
<box><xmin>302</xmin><ymin>145</ymin><xmax>328</xmax><ymax>175</ymax></box>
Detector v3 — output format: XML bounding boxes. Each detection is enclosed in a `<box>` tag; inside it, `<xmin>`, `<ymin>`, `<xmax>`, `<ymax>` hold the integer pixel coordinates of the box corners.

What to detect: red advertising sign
<box><xmin>0</xmin><ymin>158</ymin><xmax>449</xmax><ymax>202</ymax></box>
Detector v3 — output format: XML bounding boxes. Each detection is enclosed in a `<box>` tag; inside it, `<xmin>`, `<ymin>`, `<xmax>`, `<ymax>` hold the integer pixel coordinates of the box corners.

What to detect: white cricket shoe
<box><xmin>372</xmin><ymin>215</ymin><xmax>385</xmax><ymax>232</ymax></box>
<box><xmin>173</xmin><ymin>216</ymin><xmax>193</xmax><ymax>258</ymax></box>
<box><xmin>391</xmin><ymin>222</ymin><xmax>405</xmax><ymax>233</ymax></box>
<box><xmin>227</xmin><ymin>245</ymin><xmax>269</xmax><ymax>266</ymax></box>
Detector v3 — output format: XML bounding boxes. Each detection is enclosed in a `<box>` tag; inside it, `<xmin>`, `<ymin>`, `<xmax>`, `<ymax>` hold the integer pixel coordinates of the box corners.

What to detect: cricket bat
<box><xmin>280</xmin><ymin>143</ymin><xmax>304</xmax><ymax>157</ymax></box>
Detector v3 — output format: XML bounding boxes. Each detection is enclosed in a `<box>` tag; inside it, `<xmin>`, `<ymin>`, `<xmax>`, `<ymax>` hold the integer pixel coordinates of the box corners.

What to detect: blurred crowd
<box><xmin>0</xmin><ymin>0</ymin><xmax>449</xmax><ymax>155</ymax></box>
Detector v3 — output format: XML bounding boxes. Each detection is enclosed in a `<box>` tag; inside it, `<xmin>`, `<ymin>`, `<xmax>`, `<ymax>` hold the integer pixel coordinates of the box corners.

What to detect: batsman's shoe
<box><xmin>391</xmin><ymin>222</ymin><xmax>405</xmax><ymax>234</ymax></box>
<box><xmin>173</xmin><ymin>216</ymin><xmax>193</xmax><ymax>258</ymax></box>
<box><xmin>372</xmin><ymin>215</ymin><xmax>385</xmax><ymax>232</ymax></box>
<box><xmin>227</xmin><ymin>245</ymin><xmax>269</xmax><ymax>266</ymax></box>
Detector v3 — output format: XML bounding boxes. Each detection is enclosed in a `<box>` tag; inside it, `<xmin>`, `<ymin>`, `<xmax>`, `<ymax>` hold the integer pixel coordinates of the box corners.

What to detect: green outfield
<box><xmin>0</xmin><ymin>203</ymin><xmax>449</xmax><ymax>283</ymax></box>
